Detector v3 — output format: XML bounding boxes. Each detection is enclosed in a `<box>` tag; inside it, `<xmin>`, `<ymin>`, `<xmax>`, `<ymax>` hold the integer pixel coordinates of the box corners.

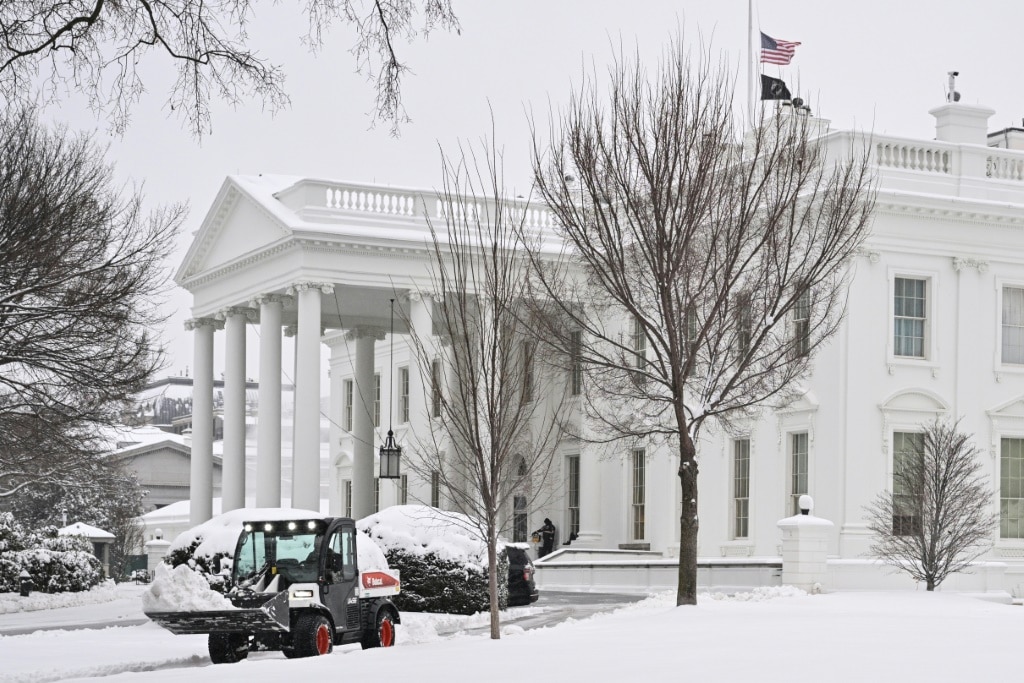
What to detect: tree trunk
<box><xmin>677</xmin><ymin>433</ymin><xmax>699</xmax><ymax>606</ymax></box>
<box><xmin>926</xmin><ymin>578</ymin><xmax>935</xmax><ymax>591</ymax></box>
<box><xmin>488</xmin><ymin>534</ymin><xmax>501</xmax><ymax>638</ymax></box>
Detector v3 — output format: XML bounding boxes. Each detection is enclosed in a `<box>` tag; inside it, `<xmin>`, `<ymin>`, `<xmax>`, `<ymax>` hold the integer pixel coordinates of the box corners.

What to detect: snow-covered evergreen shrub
<box><xmin>0</xmin><ymin>515</ymin><xmax>103</xmax><ymax>593</ymax></box>
<box><xmin>358</xmin><ymin>505</ymin><xmax>509</xmax><ymax>615</ymax></box>
<box><xmin>14</xmin><ymin>547</ymin><xmax>103</xmax><ymax>593</ymax></box>
<box><xmin>382</xmin><ymin>546</ymin><xmax>508</xmax><ymax>615</ymax></box>
<box><xmin>163</xmin><ymin>539</ymin><xmax>230</xmax><ymax>593</ymax></box>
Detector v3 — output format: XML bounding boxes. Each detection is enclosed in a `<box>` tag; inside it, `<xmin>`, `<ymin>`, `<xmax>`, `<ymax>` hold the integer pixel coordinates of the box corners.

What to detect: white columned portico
<box><xmin>185</xmin><ymin>317</ymin><xmax>222</xmax><ymax>525</ymax></box>
<box><xmin>220</xmin><ymin>306</ymin><xmax>253</xmax><ymax>512</ymax></box>
<box><xmin>254</xmin><ymin>294</ymin><xmax>286</xmax><ymax>507</ymax></box>
<box><xmin>289</xmin><ymin>282</ymin><xmax>332</xmax><ymax>511</ymax></box>
<box><xmin>350</xmin><ymin>326</ymin><xmax>385</xmax><ymax>520</ymax></box>
<box><xmin>405</xmin><ymin>293</ymin><xmax>435</xmax><ymax>425</ymax></box>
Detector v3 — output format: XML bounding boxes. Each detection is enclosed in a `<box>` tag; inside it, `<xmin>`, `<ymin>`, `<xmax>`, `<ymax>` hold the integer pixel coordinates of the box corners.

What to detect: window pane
<box><xmin>1001</xmin><ymin>438</ymin><xmax>1024</xmax><ymax>539</ymax></box>
<box><xmin>1003</xmin><ymin>287</ymin><xmax>1024</xmax><ymax>364</ymax></box>
<box><xmin>733</xmin><ymin>439</ymin><xmax>750</xmax><ymax>538</ymax></box>
<box><xmin>894</xmin><ymin>278</ymin><xmax>926</xmax><ymax>358</ymax></box>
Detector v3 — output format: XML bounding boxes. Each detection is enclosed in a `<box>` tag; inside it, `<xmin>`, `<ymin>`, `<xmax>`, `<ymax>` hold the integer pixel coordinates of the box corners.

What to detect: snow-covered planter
<box><xmin>358</xmin><ymin>505</ymin><xmax>508</xmax><ymax>615</ymax></box>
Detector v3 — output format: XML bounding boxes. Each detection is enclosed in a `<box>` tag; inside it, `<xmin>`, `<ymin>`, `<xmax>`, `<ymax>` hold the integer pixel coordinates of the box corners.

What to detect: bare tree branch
<box><xmin>0</xmin><ymin>106</ymin><xmax>183</xmax><ymax>499</ymax></box>
<box><xmin>0</xmin><ymin>1</ymin><xmax>459</xmax><ymax>137</ymax></box>
<box><xmin>866</xmin><ymin>419</ymin><xmax>997</xmax><ymax>590</ymax></box>
<box><xmin>521</xmin><ymin>37</ymin><xmax>876</xmax><ymax>606</ymax></box>
<box><xmin>401</xmin><ymin>134</ymin><xmax>569</xmax><ymax>639</ymax></box>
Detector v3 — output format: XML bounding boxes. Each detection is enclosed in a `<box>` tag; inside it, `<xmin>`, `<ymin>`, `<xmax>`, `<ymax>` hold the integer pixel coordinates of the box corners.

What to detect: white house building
<box><xmin>176</xmin><ymin>96</ymin><xmax>1024</xmax><ymax>593</ymax></box>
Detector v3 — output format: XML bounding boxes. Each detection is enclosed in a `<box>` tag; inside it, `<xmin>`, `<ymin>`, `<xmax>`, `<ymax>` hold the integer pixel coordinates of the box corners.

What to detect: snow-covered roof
<box><xmin>59</xmin><ymin>522</ymin><xmax>115</xmax><ymax>541</ymax></box>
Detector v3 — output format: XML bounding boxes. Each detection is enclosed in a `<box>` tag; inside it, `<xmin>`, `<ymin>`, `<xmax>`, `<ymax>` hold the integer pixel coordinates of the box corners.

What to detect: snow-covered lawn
<box><xmin>1</xmin><ymin>586</ymin><xmax>1022</xmax><ymax>682</ymax></box>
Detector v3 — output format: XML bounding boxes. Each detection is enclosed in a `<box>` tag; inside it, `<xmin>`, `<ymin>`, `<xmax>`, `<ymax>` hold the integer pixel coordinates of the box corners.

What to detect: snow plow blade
<box><xmin>145</xmin><ymin>590</ymin><xmax>290</xmax><ymax>635</ymax></box>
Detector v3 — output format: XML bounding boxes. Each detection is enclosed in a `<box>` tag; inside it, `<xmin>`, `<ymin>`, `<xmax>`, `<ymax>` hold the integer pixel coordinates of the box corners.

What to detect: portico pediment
<box><xmin>879</xmin><ymin>388</ymin><xmax>949</xmax><ymax>415</ymax></box>
<box><xmin>987</xmin><ymin>395</ymin><xmax>1024</xmax><ymax>420</ymax></box>
<box><xmin>176</xmin><ymin>175</ymin><xmax>298</xmax><ymax>284</ymax></box>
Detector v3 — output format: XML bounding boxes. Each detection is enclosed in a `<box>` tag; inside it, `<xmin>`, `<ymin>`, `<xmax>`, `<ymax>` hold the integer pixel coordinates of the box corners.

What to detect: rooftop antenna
<box><xmin>947</xmin><ymin>71</ymin><xmax>961</xmax><ymax>102</ymax></box>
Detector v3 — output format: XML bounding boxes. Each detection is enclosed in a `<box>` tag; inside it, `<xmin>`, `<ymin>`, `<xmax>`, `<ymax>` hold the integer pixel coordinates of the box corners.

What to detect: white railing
<box><xmin>986</xmin><ymin>151</ymin><xmax>1024</xmax><ymax>181</ymax></box>
<box><xmin>875</xmin><ymin>141</ymin><xmax>952</xmax><ymax>174</ymax></box>
<box><xmin>289</xmin><ymin>178</ymin><xmax>559</xmax><ymax>230</ymax></box>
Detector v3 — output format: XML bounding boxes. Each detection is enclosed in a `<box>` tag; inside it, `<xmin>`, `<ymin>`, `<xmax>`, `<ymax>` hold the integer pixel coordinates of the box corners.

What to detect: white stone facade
<box><xmin>177</xmin><ymin>100</ymin><xmax>1024</xmax><ymax>593</ymax></box>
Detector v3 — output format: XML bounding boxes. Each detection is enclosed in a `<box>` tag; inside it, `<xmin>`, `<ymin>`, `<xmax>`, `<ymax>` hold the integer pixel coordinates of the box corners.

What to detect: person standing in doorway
<box><xmin>535</xmin><ymin>518</ymin><xmax>556</xmax><ymax>557</ymax></box>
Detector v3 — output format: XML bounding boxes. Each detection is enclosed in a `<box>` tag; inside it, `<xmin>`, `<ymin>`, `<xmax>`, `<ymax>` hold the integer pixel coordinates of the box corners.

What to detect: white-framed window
<box><xmin>567</xmin><ymin>454</ymin><xmax>581</xmax><ymax>537</ymax></box>
<box><xmin>631</xmin><ymin>448</ymin><xmax>646</xmax><ymax>540</ymax></box>
<box><xmin>343</xmin><ymin>379</ymin><xmax>354</xmax><ymax>431</ymax></box>
<box><xmin>373</xmin><ymin>477</ymin><xmax>380</xmax><ymax>513</ymax></box>
<box><xmin>631</xmin><ymin>316</ymin><xmax>646</xmax><ymax>370</ymax></box>
<box><xmin>431</xmin><ymin>359</ymin><xmax>442</xmax><ymax>418</ymax></box>
<box><xmin>894</xmin><ymin>276</ymin><xmax>927</xmax><ymax>358</ymax></box>
<box><xmin>399</xmin><ymin>474</ymin><xmax>408</xmax><ymax>505</ymax></box>
<box><xmin>789</xmin><ymin>432</ymin><xmax>809</xmax><ymax>515</ymax></box>
<box><xmin>1002</xmin><ymin>286</ymin><xmax>1024</xmax><ymax>365</ymax></box>
<box><xmin>373</xmin><ymin>373</ymin><xmax>381</xmax><ymax>428</ymax></box>
<box><xmin>430</xmin><ymin>470</ymin><xmax>440</xmax><ymax>508</ymax></box>
<box><xmin>570</xmin><ymin>331</ymin><xmax>583</xmax><ymax>395</ymax></box>
<box><xmin>522</xmin><ymin>340</ymin><xmax>535</xmax><ymax>402</ymax></box>
<box><xmin>1001</xmin><ymin>437</ymin><xmax>1024</xmax><ymax>539</ymax></box>
<box><xmin>684</xmin><ymin>304</ymin><xmax>699</xmax><ymax>358</ymax></box>
<box><xmin>733</xmin><ymin>438</ymin><xmax>750</xmax><ymax>539</ymax></box>
<box><xmin>344</xmin><ymin>480</ymin><xmax>352</xmax><ymax>518</ymax></box>
<box><xmin>893</xmin><ymin>431</ymin><xmax>924</xmax><ymax>535</ymax></box>
<box><xmin>513</xmin><ymin>495</ymin><xmax>528</xmax><ymax>543</ymax></box>
<box><xmin>735</xmin><ymin>293</ymin><xmax>752</xmax><ymax>357</ymax></box>
<box><xmin>398</xmin><ymin>366</ymin><xmax>410</xmax><ymax>423</ymax></box>
<box><xmin>792</xmin><ymin>290</ymin><xmax>811</xmax><ymax>358</ymax></box>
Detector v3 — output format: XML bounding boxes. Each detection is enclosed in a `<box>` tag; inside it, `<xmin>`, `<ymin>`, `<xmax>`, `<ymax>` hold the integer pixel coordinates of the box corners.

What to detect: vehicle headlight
<box><xmin>292</xmin><ymin>590</ymin><xmax>314</xmax><ymax>599</ymax></box>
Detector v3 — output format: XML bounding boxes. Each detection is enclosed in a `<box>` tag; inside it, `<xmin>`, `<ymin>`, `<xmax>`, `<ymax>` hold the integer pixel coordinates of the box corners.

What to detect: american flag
<box><xmin>760</xmin><ymin>32</ymin><xmax>800</xmax><ymax>66</ymax></box>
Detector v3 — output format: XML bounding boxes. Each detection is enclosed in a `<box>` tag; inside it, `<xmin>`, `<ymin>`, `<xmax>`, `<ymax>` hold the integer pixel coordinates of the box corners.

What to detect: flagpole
<box><xmin>747</xmin><ymin>0</ymin><xmax>753</xmax><ymax>126</ymax></box>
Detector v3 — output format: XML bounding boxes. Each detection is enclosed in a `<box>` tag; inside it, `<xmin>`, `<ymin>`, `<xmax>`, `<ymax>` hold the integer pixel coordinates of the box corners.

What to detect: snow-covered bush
<box><xmin>0</xmin><ymin>514</ymin><xmax>102</xmax><ymax>593</ymax></box>
<box><xmin>358</xmin><ymin>505</ymin><xmax>508</xmax><ymax>615</ymax></box>
<box><xmin>11</xmin><ymin>547</ymin><xmax>103</xmax><ymax>593</ymax></box>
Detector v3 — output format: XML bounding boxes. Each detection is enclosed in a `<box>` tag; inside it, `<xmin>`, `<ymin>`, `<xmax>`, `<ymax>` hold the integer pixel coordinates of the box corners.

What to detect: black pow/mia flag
<box><xmin>760</xmin><ymin>74</ymin><xmax>792</xmax><ymax>101</ymax></box>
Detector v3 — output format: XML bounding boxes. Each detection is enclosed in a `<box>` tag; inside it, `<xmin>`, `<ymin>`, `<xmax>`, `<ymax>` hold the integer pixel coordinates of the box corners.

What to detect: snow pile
<box><xmin>0</xmin><ymin>579</ymin><xmax>119</xmax><ymax>614</ymax></box>
<box><xmin>142</xmin><ymin>564</ymin><xmax>235</xmax><ymax>613</ymax></box>
<box><xmin>705</xmin><ymin>585</ymin><xmax>809</xmax><ymax>601</ymax></box>
<box><xmin>168</xmin><ymin>507</ymin><xmax>325</xmax><ymax>559</ymax></box>
<box><xmin>357</xmin><ymin>504</ymin><xmax>493</xmax><ymax>567</ymax></box>
<box><xmin>356</xmin><ymin>530</ymin><xmax>389</xmax><ymax>571</ymax></box>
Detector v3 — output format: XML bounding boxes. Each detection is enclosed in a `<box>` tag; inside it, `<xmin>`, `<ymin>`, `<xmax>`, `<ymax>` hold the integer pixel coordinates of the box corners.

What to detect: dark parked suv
<box><xmin>506</xmin><ymin>544</ymin><xmax>539</xmax><ymax>606</ymax></box>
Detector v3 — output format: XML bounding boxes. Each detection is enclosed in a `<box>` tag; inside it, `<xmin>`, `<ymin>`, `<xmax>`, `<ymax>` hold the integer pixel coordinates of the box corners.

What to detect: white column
<box><xmin>186</xmin><ymin>317</ymin><xmax>221</xmax><ymax>525</ymax></box>
<box><xmin>220</xmin><ymin>307</ymin><xmax>252</xmax><ymax>512</ymax></box>
<box><xmin>575</xmin><ymin>446</ymin><xmax>604</xmax><ymax>548</ymax></box>
<box><xmin>290</xmin><ymin>282</ymin><xmax>332</xmax><ymax>512</ymax></box>
<box><xmin>405</xmin><ymin>293</ymin><xmax>435</xmax><ymax>425</ymax></box>
<box><xmin>254</xmin><ymin>295</ymin><xmax>285</xmax><ymax>508</ymax></box>
<box><xmin>350</xmin><ymin>326</ymin><xmax>385</xmax><ymax>520</ymax></box>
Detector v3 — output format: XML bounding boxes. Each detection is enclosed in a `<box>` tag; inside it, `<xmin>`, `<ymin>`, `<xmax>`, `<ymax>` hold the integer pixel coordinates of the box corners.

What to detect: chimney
<box><xmin>930</xmin><ymin>102</ymin><xmax>995</xmax><ymax>145</ymax></box>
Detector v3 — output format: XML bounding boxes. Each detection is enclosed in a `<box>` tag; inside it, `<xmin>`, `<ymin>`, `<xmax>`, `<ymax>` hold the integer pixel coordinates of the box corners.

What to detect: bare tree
<box><xmin>403</xmin><ymin>140</ymin><xmax>567</xmax><ymax>639</ymax></box>
<box><xmin>0</xmin><ymin>106</ymin><xmax>183</xmax><ymax>499</ymax></box>
<box><xmin>523</xmin><ymin>39</ymin><xmax>875</xmax><ymax>605</ymax></box>
<box><xmin>0</xmin><ymin>1</ymin><xmax>459</xmax><ymax>137</ymax></box>
<box><xmin>866</xmin><ymin>419</ymin><xmax>996</xmax><ymax>591</ymax></box>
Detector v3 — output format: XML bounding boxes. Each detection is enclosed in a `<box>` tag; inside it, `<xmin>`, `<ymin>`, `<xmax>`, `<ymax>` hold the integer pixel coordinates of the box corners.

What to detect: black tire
<box><xmin>208</xmin><ymin>633</ymin><xmax>249</xmax><ymax>664</ymax></box>
<box><xmin>292</xmin><ymin>613</ymin><xmax>334</xmax><ymax>658</ymax></box>
<box><xmin>361</xmin><ymin>608</ymin><xmax>397</xmax><ymax>649</ymax></box>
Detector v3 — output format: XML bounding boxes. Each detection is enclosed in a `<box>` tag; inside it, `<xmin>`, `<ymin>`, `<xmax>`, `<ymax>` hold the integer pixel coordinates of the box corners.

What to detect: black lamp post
<box><xmin>379</xmin><ymin>299</ymin><xmax>402</xmax><ymax>479</ymax></box>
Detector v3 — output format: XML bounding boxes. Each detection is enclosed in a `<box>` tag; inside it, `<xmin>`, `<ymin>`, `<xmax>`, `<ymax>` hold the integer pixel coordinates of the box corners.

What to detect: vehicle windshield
<box><xmin>233</xmin><ymin>521</ymin><xmax>324</xmax><ymax>584</ymax></box>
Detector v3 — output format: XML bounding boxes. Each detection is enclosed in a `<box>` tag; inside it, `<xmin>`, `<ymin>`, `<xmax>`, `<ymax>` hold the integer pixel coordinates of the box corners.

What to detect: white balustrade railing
<box><xmin>875</xmin><ymin>141</ymin><xmax>952</xmax><ymax>174</ymax></box>
<box><xmin>294</xmin><ymin>178</ymin><xmax>559</xmax><ymax>230</ymax></box>
<box><xmin>986</xmin><ymin>152</ymin><xmax>1024</xmax><ymax>181</ymax></box>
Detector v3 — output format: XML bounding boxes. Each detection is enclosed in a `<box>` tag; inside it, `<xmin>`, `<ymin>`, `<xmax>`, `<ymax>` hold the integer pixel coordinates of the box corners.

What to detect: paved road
<box><xmin>446</xmin><ymin>591</ymin><xmax>647</xmax><ymax>636</ymax></box>
<box><xmin>0</xmin><ymin>589</ymin><xmax>645</xmax><ymax>636</ymax></box>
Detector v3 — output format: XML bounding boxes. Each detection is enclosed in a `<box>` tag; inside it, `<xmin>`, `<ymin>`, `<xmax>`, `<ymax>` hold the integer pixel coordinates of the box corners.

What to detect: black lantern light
<box><xmin>379</xmin><ymin>298</ymin><xmax>402</xmax><ymax>479</ymax></box>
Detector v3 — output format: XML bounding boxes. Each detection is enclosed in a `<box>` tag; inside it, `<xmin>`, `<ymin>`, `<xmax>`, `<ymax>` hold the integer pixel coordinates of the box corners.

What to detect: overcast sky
<box><xmin>40</xmin><ymin>0</ymin><xmax>1024</xmax><ymax>380</ymax></box>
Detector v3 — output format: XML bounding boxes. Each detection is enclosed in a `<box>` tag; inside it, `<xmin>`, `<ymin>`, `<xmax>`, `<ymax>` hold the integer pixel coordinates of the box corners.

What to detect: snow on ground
<box><xmin>1</xmin><ymin>587</ymin><xmax>1022</xmax><ymax>682</ymax></box>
